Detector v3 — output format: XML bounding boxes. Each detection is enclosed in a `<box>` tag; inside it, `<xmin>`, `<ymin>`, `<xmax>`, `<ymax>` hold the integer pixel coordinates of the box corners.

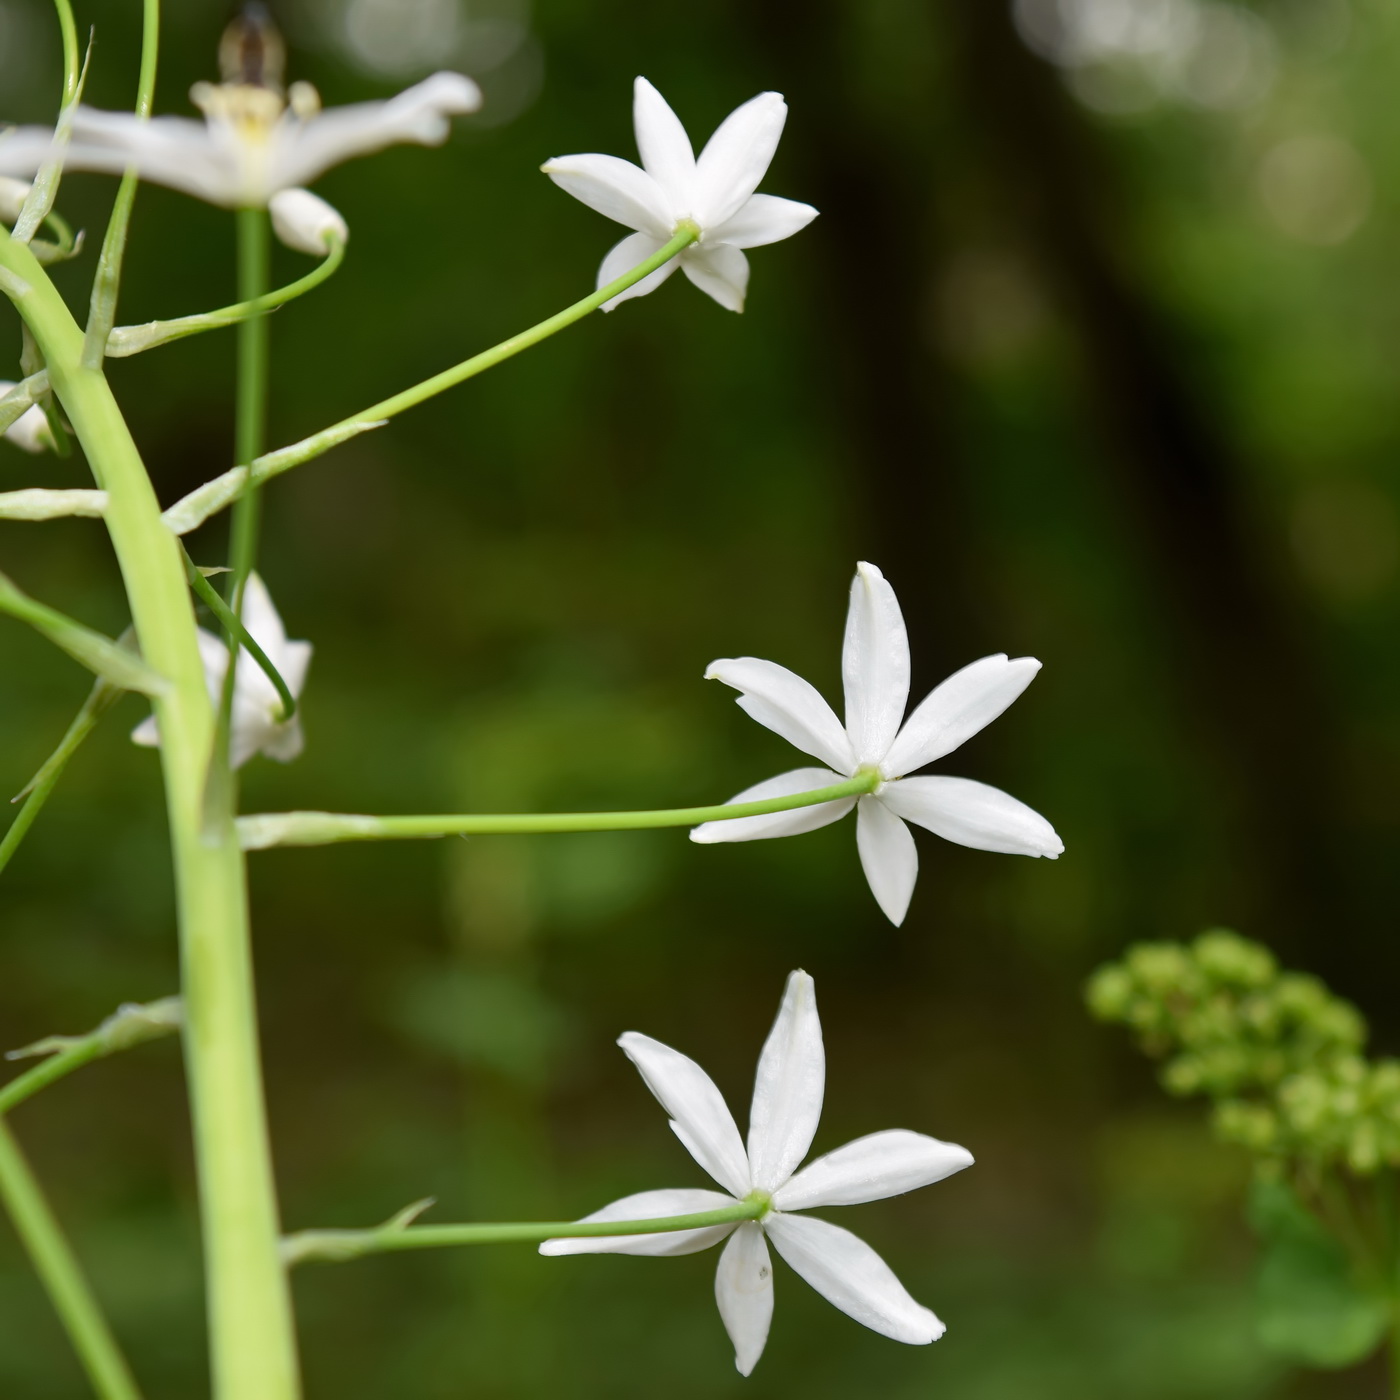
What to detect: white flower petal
<box><xmin>747</xmin><ymin>971</ymin><xmax>824</xmax><ymax>1193</ymax></box>
<box><xmin>273</xmin><ymin>72</ymin><xmax>480</xmax><ymax>190</ymax></box>
<box><xmin>542</xmin><ymin>153</ymin><xmax>673</xmax><ymax>239</ymax></box>
<box><xmin>681</xmin><ymin>244</ymin><xmax>750</xmax><ymax>312</ymax></box>
<box><xmin>764</xmin><ymin>1212</ymin><xmax>944</xmax><ymax>1344</ymax></box>
<box><xmin>632</xmin><ymin>77</ymin><xmax>694</xmax><ymax>211</ymax></box>
<box><xmin>691</xmin><ymin>91</ymin><xmax>788</xmax><ymax>228</ymax></box>
<box><xmin>689</xmin><ymin>768</ymin><xmax>853</xmax><ymax>845</ymax></box>
<box><xmin>714</xmin><ymin>1223</ymin><xmax>774</xmax><ymax>1376</ymax></box>
<box><xmin>2</xmin><ymin>403</ymin><xmax>55</xmax><ymax>454</ymax></box>
<box><xmin>237</xmin><ymin>573</ymin><xmax>289</xmax><ymax>657</ymax></box>
<box><xmin>842</xmin><ymin>562</ymin><xmax>910</xmax><ymax>768</ymax></box>
<box><xmin>704</xmin><ymin>657</ymin><xmax>855</xmax><ymax>774</ymax></box>
<box><xmin>879</xmin><ymin>776</ymin><xmax>1063</xmax><ymax>858</ymax></box>
<box><xmin>709</xmin><ymin>193</ymin><xmax>818</xmax><ymax>249</ymax></box>
<box><xmin>40</xmin><ymin>113</ymin><xmax>237</xmax><ymax>203</ymax></box>
<box><xmin>277</xmin><ymin>640</ymin><xmax>313</xmax><ymax>700</ymax></box>
<box><xmin>269</xmin><ymin>187</ymin><xmax>347</xmax><ymax>256</ymax></box>
<box><xmin>618</xmin><ymin>1032</ymin><xmax>751</xmax><ymax>1198</ymax></box>
<box><xmin>774</xmin><ymin>1130</ymin><xmax>973</xmax><ymax>1211</ymax></box>
<box><xmin>261</xmin><ymin>718</ymin><xmax>305</xmax><ymax>765</ymax></box>
<box><xmin>538</xmin><ymin>1188</ymin><xmax>737</xmax><ymax>1256</ymax></box>
<box><xmin>130</xmin><ymin>715</ymin><xmax>159</xmax><ymax>748</ymax></box>
<box><xmin>882</xmin><ymin>654</ymin><xmax>1041</xmax><ymax>777</ymax></box>
<box><xmin>856</xmin><ymin>797</ymin><xmax>918</xmax><ymax>926</ymax></box>
<box><xmin>595</xmin><ymin>231</ymin><xmax>678</xmax><ymax>311</ymax></box>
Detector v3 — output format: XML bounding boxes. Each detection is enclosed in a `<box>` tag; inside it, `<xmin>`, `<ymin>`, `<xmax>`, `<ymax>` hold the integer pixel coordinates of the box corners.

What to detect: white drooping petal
<box><xmin>59</xmin><ymin>111</ymin><xmax>244</xmax><ymax>203</ymax></box>
<box><xmin>632</xmin><ymin>77</ymin><xmax>695</xmax><ymax>210</ymax></box>
<box><xmin>763</xmin><ymin>1212</ymin><xmax>944</xmax><ymax>1344</ymax></box>
<box><xmin>272</xmin><ymin>71</ymin><xmax>481</xmax><ymax>189</ymax></box>
<box><xmin>618</xmin><ymin>1032</ymin><xmax>752</xmax><ymax>1198</ymax></box>
<box><xmin>130</xmin><ymin>715</ymin><xmax>159</xmax><ymax>748</ymax></box>
<box><xmin>714</xmin><ymin>1223</ymin><xmax>775</xmax><ymax>1376</ymax></box>
<box><xmin>774</xmin><ymin>1130</ymin><xmax>974</xmax><ymax>1211</ymax></box>
<box><xmin>747</xmin><ymin>970</ymin><xmax>824</xmax><ymax>1193</ymax></box>
<box><xmin>705</xmin><ymin>657</ymin><xmax>855</xmax><ymax>774</ymax></box>
<box><xmin>0</xmin><ymin>396</ymin><xmax>55</xmax><ymax>453</ymax></box>
<box><xmin>879</xmin><ymin>776</ymin><xmax>1063</xmax><ymax>859</ymax></box>
<box><xmin>269</xmin><ymin>187</ymin><xmax>347</xmax><ymax>256</ymax></box>
<box><xmin>541</xmin><ymin>153</ymin><xmax>673</xmax><ymax>239</ymax></box>
<box><xmin>689</xmin><ymin>767</ymin><xmax>853</xmax><ymax>845</ymax></box>
<box><xmin>708</xmin><ymin>193</ymin><xmax>819</xmax><ymax>249</ymax></box>
<box><xmin>538</xmin><ymin>1188</ymin><xmax>738</xmax><ymax>1257</ymax></box>
<box><xmin>238</xmin><ymin>573</ymin><xmax>290</xmax><ymax>657</ymax></box>
<box><xmin>260</xmin><ymin>717</ymin><xmax>306</xmax><ymax>765</ymax></box>
<box><xmin>842</xmin><ymin>562</ymin><xmax>911</xmax><ymax>768</ymax></box>
<box><xmin>0</xmin><ymin>176</ymin><xmax>33</xmax><ymax>223</ymax></box>
<box><xmin>855</xmin><ymin>797</ymin><xmax>918</xmax><ymax>926</ymax></box>
<box><xmin>595</xmin><ymin>231</ymin><xmax>678</xmax><ymax>311</ymax></box>
<box><xmin>277</xmin><ymin>640</ymin><xmax>314</xmax><ymax>700</ymax></box>
<box><xmin>690</xmin><ymin>91</ymin><xmax>788</xmax><ymax>228</ymax></box>
<box><xmin>882</xmin><ymin>654</ymin><xmax>1041</xmax><ymax>778</ymax></box>
<box><xmin>680</xmin><ymin>243</ymin><xmax>750</xmax><ymax>313</ymax></box>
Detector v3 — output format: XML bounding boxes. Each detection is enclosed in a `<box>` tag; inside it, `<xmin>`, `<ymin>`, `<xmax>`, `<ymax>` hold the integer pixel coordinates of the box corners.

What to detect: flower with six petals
<box><xmin>541</xmin><ymin>970</ymin><xmax>971</xmax><ymax>1375</ymax></box>
<box><xmin>692</xmin><ymin>562</ymin><xmax>1063</xmax><ymax>925</ymax></box>
<box><xmin>543</xmin><ymin>77</ymin><xmax>817</xmax><ymax>313</ymax></box>
<box><xmin>132</xmin><ymin>573</ymin><xmax>310</xmax><ymax>769</ymax></box>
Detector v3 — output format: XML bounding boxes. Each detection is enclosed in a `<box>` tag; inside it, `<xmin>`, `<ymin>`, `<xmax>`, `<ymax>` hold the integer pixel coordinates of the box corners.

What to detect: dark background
<box><xmin>2</xmin><ymin>0</ymin><xmax>1398</xmax><ymax>1393</ymax></box>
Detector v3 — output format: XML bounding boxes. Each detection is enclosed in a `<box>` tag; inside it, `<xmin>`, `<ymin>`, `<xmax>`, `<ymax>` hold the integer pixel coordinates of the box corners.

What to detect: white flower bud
<box><xmin>0</xmin><ymin>381</ymin><xmax>56</xmax><ymax>454</ymax></box>
<box><xmin>269</xmin><ymin>188</ymin><xmax>348</xmax><ymax>256</ymax></box>
<box><xmin>0</xmin><ymin>176</ymin><xmax>33</xmax><ymax>225</ymax></box>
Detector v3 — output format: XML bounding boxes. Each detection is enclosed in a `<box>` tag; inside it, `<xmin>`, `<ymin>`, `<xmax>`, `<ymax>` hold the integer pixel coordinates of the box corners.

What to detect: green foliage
<box><xmin>1247</xmin><ymin>1176</ymin><xmax>1390</xmax><ymax>1370</ymax></box>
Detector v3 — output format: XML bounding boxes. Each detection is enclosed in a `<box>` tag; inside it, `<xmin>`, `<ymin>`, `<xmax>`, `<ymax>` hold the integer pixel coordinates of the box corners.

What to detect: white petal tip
<box><xmin>734</xmin><ymin>1357</ymin><xmax>758</xmax><ymax>1377</ymax></box>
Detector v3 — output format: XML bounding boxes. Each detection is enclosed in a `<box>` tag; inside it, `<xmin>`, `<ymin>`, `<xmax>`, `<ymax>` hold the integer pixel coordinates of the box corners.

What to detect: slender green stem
<box><xmin>183</xmin><ymin>551</ymin><xmax>294</xmax><ymax>720</ymax></box>
<box><xmin>0</xmin><ymin>226</ymin><xmax>301</xmax><ymax>1400</ymax></box>
<box><xmin>0</xmin><ymin>1120</ymin><xmax>144</xmax><ymax>1400</ymax></box>
<box><xmin>0</xmin><ymin>677</ymin><xmax>120</xmax><ymax>878</ymax></box>
<box><xmin>237</xmin><ymin>771</ymin><xmax>878</xmax><ymax>849</ymax></box>
<box><xmin>106</xmin><ymin>238</ymin><xmax>345</xmax><ymax>359</ymax></box>
<box><xmin>0</xmin><ymin>571</ymin><xmax>167</xmax><ymax>695</ymax></box>
<box><xmin>160</xmin><ymin>225</ymin><xmax>701</xmax><ymax>537</ymax></box>
<box><xmin>51</xmin><ymin>0</ymin><xmax>80</xmax><ymax>106</ymax></box>
<box><xmin>0</xmin><ymin>997</ymin><xmax>181</xmax><ymax>1116</ymax></box>
<box><xmin>81</xmin><ymin>0</ymin><xmax>160</xmax><ymax>366</ymax></box>
<box><xmin>284</xmin><ymin>1198</ymin><xmax>765</xmax><ymax>1268</ymax></box>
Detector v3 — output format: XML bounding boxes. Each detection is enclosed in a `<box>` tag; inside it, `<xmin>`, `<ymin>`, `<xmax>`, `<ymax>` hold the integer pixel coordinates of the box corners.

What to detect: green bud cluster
<box><xmin>1087</xmin><ymin>931</ymin><xmax>1400</xmax><ymax>1175</ymax></box>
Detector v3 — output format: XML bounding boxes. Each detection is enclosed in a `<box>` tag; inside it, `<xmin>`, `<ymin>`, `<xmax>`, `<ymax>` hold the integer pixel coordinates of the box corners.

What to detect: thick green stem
<box><xmin>284</xmin><ymin>1198</ymin><xmax>765</xmax><ymax>1268</ymax></box>
<box><xmin>0</xmin><ymin>1120</ymin><xmax>143</xmax><ymax>1400</ymax></box>
<box><xmin>0</xmin><ymin>229</ymin><xmax>301</xmax><ymax>1400</ymax></box>
<box><xmin>238</xmin><ymin>771</ymin><xmax>879</xmax><ymax>849</ymax></box>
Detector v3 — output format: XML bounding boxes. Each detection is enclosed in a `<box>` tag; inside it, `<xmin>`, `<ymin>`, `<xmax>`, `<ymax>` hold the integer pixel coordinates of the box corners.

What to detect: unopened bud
<box><xmin>0</xmin><ymin>381</ymin><xmax>56</xmax><ymax>454</ymax></box>
<box><xmin>269</xmin><ymin>187</ymin><xmax>348</xmax><ymax>256</ymax></box>
<box><xmin>0</xmin><ymin>177</ymin><xmax>33</xmax><ymax>225</ymax></box>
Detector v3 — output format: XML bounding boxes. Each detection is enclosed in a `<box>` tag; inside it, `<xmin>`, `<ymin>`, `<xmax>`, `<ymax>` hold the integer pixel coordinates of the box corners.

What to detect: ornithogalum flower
<box><xmin>132</xmin><ymin>573</ymin><xmax>310</xmax><ymax>769</ymax></box>
<box><xmin>0</xmin><ymin>381</ymin><xmax>55</xmax><ymax>454</ymax></box>
<box><xmin>693</xmin><ymin>563</ymin><xmax>1063</xmax><ymax>925</ymax></box>
<box><xmin>543</xmin><ymin>77</ymin><xmax>817</xmax><ymax>313</ymax></box>
<box><xmin>542</xmin><ymin>971</ymin><xmax>971</xmax><ymax>1375</ymax></box>
<box><xmin>0</xmin><ymin>73</ymin><xmax>479</xmax><ymax>211</ymax></box>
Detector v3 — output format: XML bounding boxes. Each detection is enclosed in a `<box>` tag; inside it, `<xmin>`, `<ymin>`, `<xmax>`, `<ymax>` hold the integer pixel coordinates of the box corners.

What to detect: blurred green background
<box><xmin>2</xmin><ymin>0</ymin><xmax>1399</xmax><ymax>1394</ymax></box>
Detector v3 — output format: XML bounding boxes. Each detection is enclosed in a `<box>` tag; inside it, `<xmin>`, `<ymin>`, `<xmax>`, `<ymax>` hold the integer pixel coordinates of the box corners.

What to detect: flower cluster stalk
<box><xmin>0</xmin><ymin>225</ymin><xmax>301</xmax><ymax>1400</ymax></box>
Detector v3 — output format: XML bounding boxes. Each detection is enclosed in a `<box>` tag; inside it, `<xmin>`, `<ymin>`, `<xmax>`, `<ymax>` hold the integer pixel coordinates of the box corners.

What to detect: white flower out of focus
<box><xmin>693</xmin><ymin>562</ymin><xmax>1063</xmax><ymax>925</ymax></box>
<box><xmin>268</xmin><ymin>188</ymin><xmax>349</xmax><ymax>256</ymax></box>
<box><xmin>0</xmin><ymin>380</ymin><xmax>56</xmax><ymax>454</ymax></box>
<box><xmin>541</xmin><ymin>970</ymin><xmax>971</xmax><ymax>1375</ymax></box>
<box><xmin>543</xmin><ymin>77</ymin><xmax>818</xmax><ymax>312</ymax></box>
<box><xmin>132</xmin><ymin>573</ymin><xmax>310</xmax><ymax>769</ymax></box>
<box><xmin>0</xmin><ymin>176</ymin><xmax>33</xmax><ymax>225</ymax></box>
<box><xmin>0</xmin><ymin>11</ymin><xmax>480</xmax><ymax>210</ymax></box>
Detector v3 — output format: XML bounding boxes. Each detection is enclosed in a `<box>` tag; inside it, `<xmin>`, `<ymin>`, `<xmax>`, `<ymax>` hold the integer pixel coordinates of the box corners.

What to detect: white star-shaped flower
<box><xmin>542</xmin><ymin>77</ymin><xmax>818</xmax><ymax>313</ymax></box>
<box><xmin>693</xmin><ymin>562</ymin><xmax>1063</xmax><ymax>925</ymax></box>
<box><xmin>0</xmin><ymin>380</ymin><xmax>55</xmax><ymax>454</ymax></box>
<box><xmin>132</xmin><ymin>573</ymin><xmax>310</xmax><ymax>769</ymax></box>
<box><xmin>0</xmin><ymin>71</ymin><xmax>479</xmax><ymax>211</ymax></box>
<box><xmin>542</xmin><ymin>970</ymin><xmax>971</xmax><ymax>1376</ymax></box>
